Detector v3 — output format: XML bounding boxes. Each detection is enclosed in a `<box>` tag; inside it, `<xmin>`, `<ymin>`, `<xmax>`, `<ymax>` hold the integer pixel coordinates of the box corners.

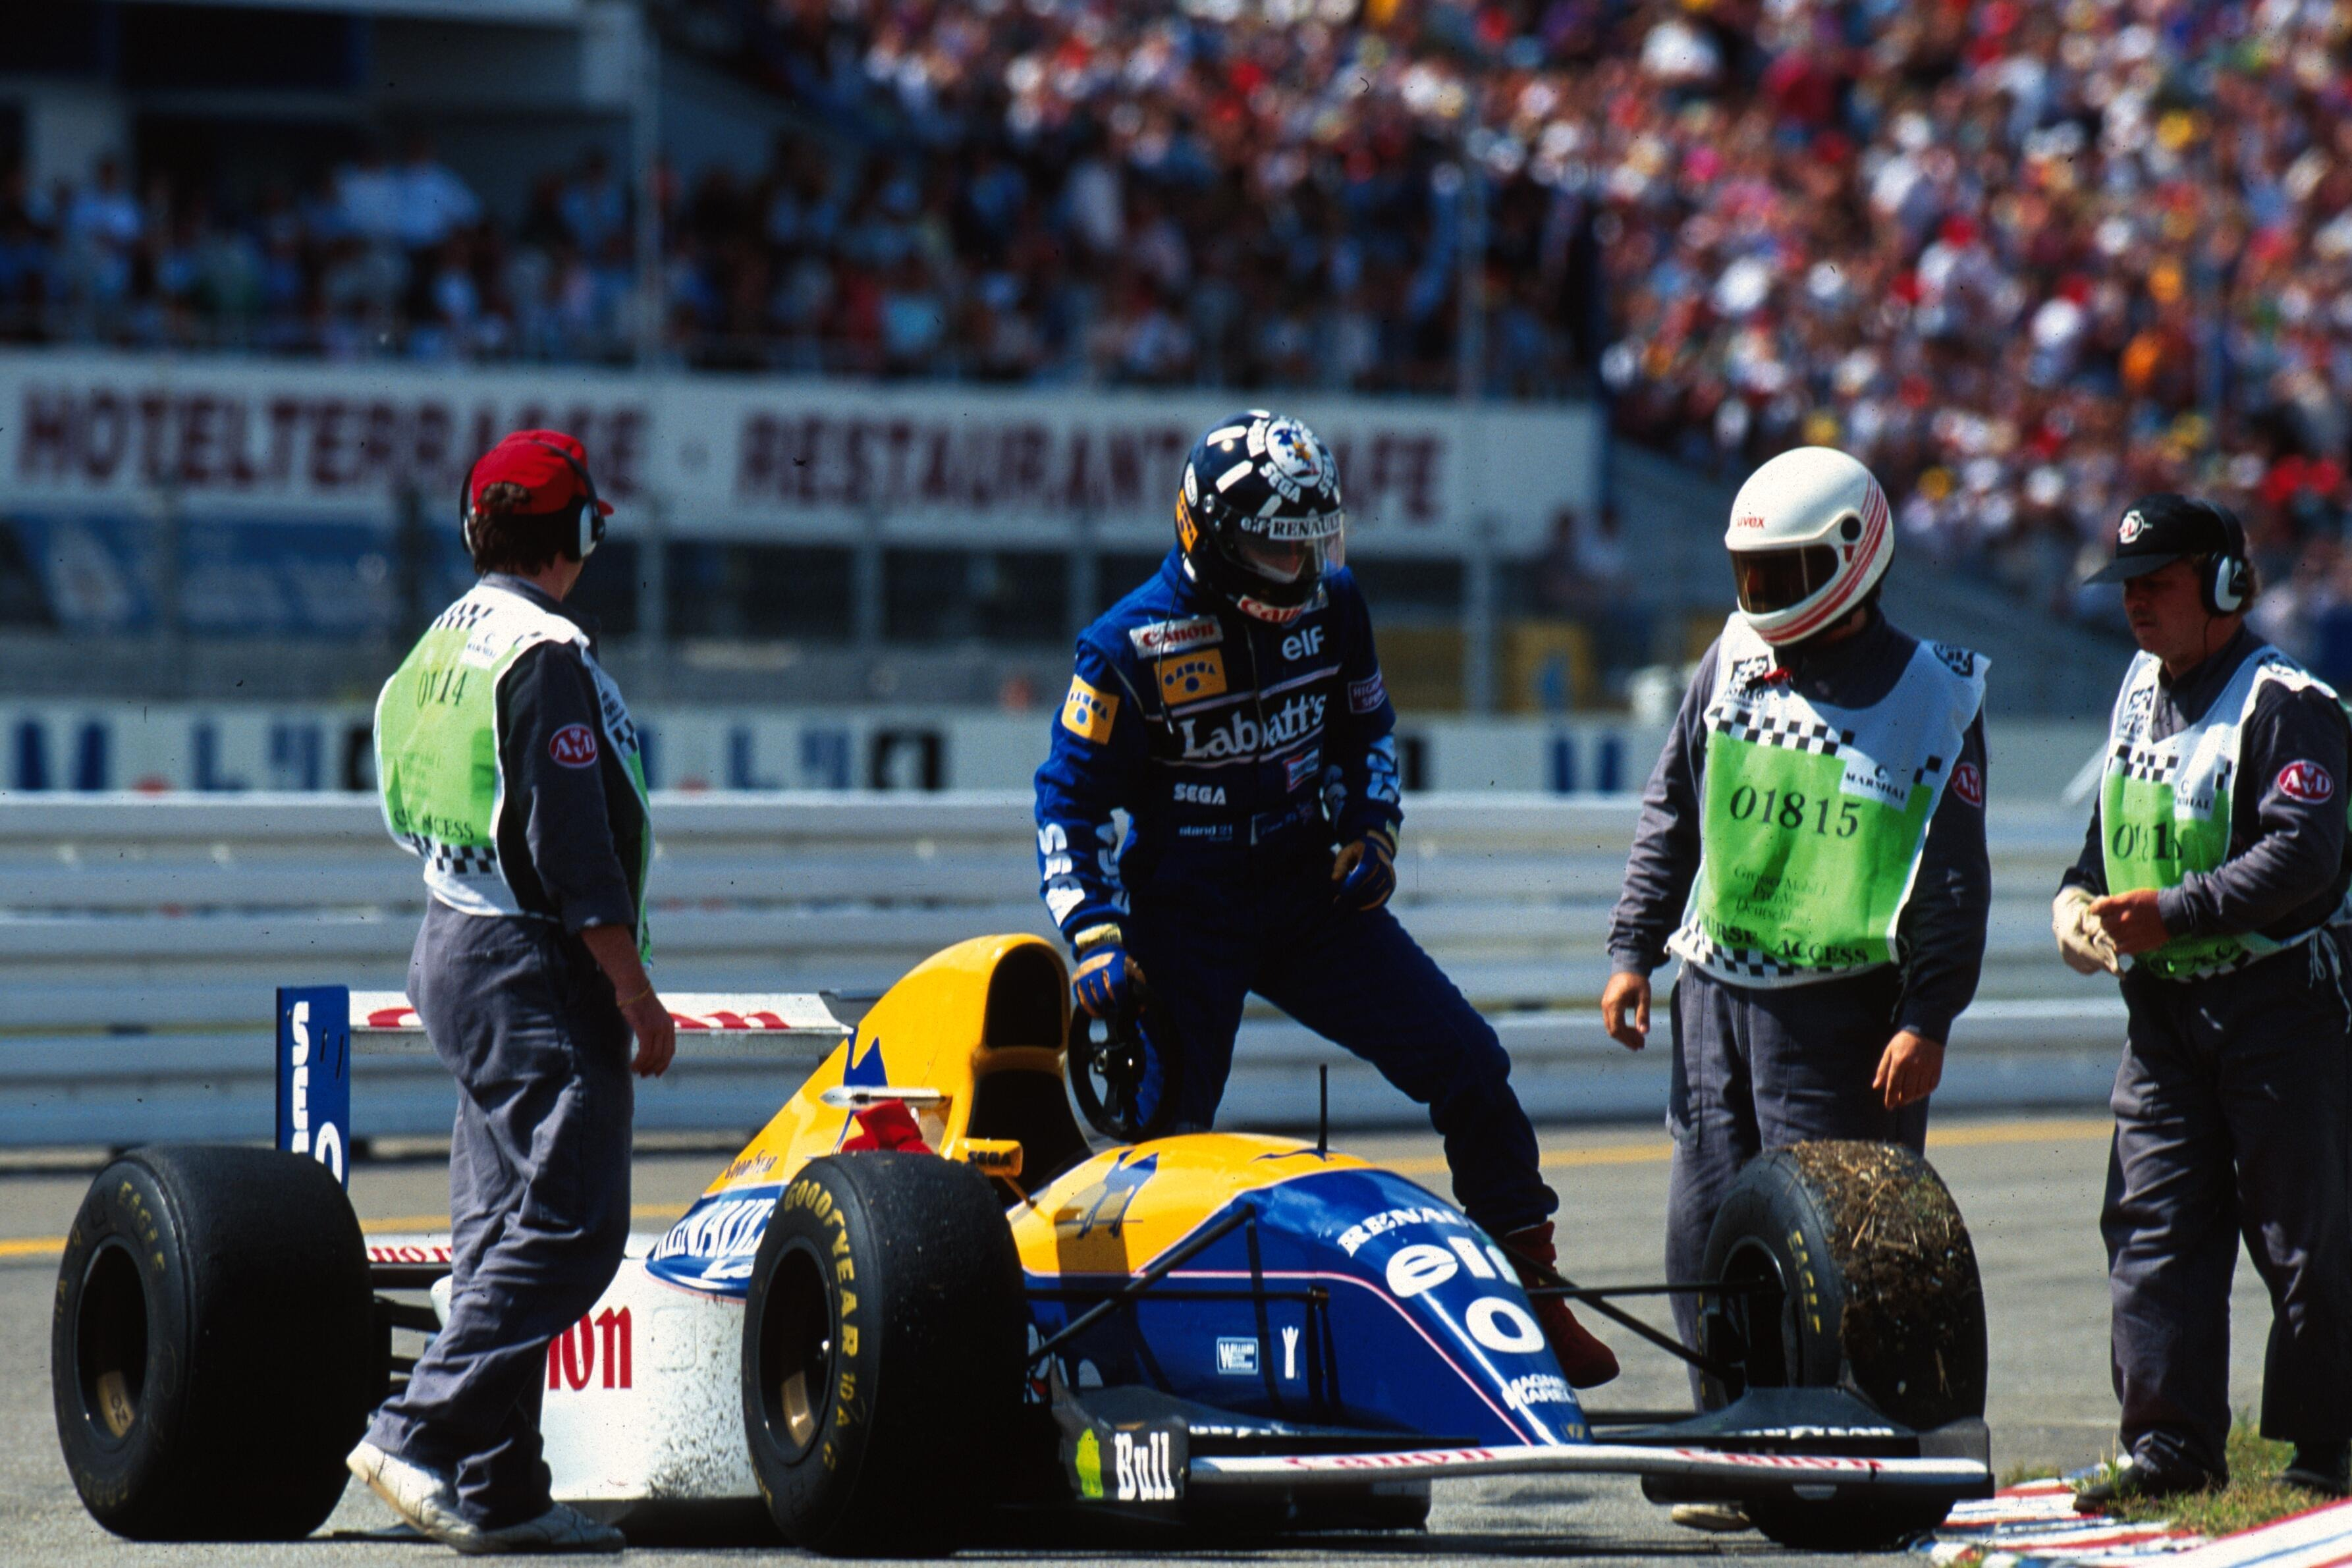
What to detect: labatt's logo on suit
<box><xmin>1178</xmin><ymin>693</ymin><xmax>1326</xmax><ymax>761</ymax></box>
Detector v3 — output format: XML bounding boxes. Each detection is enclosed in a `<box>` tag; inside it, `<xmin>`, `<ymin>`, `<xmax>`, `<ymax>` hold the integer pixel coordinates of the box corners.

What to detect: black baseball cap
<box><xmin>2084</xmin><ymin>494</ymin><xmax>2242</xmax><ymax>585</ymax></box>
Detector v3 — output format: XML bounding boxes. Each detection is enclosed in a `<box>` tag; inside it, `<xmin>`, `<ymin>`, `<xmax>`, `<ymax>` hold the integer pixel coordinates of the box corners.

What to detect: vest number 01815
<box><xmin>1728</xmin><ymin>786</ymin><xmax>1859</xmax><ymax>838</ymax></box>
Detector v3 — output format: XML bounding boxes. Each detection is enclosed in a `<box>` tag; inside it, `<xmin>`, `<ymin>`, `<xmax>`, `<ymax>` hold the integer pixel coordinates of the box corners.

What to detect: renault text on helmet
<box><xmin>1176</xmin><ymin>410</ymin><xmax>1346</xmax><ymax>624</ymax></box>
<box><xmin>1723</xmin><ymin>446</ymin><xmax>1893</xmax><ymax>646</ymax></box>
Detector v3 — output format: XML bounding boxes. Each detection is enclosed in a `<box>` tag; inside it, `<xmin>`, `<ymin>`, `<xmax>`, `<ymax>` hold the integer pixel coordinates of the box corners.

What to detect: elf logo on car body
<box><xmin>1383</xmin><ymin>1236</ymin><xmax>1519</xmax><ymax>1298</ymax></box>
<box><xmin>2278</xmin><ymin>761</ymin><xmax>2336</xmax><ymax>803</ymax></box>
<box><xmin>1951</xmin><ymin>761</ymin><xmax>1984</xmax><ymax>807</ymax></box>
<box><xmin>548</xmin><ymin>723</ymin><xmax>599</xmax><ymax>768</ymax></box>
<box><xmin>1178</xmin><ymin>693</ymin><xmax>1325</xmax><ymax>761</ymax></box>
<box><xmin>545</xmin><ymin>1307</ymin><xmax>632</xmax><ymax>1392</ymax></box>
<box><xmin>1130</xmin><ymin>615</ymin><xmax>1220</xmax><ymax>657</ymax></box>
<box><xmin>645</xmin><ymin>1189</ymin><xmax>780</xmax><ymax>1291</ymax></box>
<box><xmin>1215</xmin><ymin>1337</ymin><xmax>1259</xmax><ymax>1376</ymax></box>
<box><xmin>1172</xmin><ymin>782</ymin><xmax>1226</xmax><ymax>805</ymax></box>
<box><xmin>1114</xmin><ymin>1429</ymin><xmax>1180</xmax><ymax>1502</ymax></box>
<box><xmin>1158</xmin><ymin>649</ymin><xmax>1226</xmax><ymax>704</ymax></box>
<box><xmin>1281</xmin><ymin>625</ymin><xmax>1326</xmax><ymax>662</ymax></box>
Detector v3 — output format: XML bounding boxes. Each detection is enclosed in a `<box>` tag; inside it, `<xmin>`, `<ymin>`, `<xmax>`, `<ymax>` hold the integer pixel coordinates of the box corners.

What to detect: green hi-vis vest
<box><xmin>2098</xmin><ymin>645</ymin><xmax>2346</xmax><ymax>981</ymax></box>
<box><xmin>1669</xmin><ymin>615</ymin><xmax>1986</xmax><ymax>986</ymax></box>
<box><xmin>374</xmin><ymin>582</ymin><xmax>653</xmax><ymax>958</ymax></box>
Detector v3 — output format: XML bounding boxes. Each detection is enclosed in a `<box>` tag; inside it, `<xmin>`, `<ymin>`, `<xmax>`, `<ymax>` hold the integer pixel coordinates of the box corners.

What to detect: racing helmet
<box><xmin>1722</xmin><ymin>446</ymin><xmax>1893</xmax><ymax>646</ymax></box>
<box><xmin>1176</xmin><ymin>410</ymin><xmax>1346</xmax><ymax>625</ymax></box>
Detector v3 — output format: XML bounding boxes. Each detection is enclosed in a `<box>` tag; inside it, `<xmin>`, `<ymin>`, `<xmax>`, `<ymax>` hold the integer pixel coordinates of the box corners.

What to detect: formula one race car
<box><xmin>51</xmin><ymin>933</ymin><xmax>1994</xmax><ymax>1552</ymax></box>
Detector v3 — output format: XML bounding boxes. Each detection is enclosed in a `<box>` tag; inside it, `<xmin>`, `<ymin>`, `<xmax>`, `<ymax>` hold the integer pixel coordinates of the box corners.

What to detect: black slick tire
<box><xmin>1699</xmin><ymin>1141</ymin><xmax>1987</xmax><ymax>1550</ymax></box>
<box><xmin>741</xmin><ymin>1152</ymin><xmax>1025</xmax><ymax>1555</ymax></box>
<box><xmin>51</xmin><ymin>1144</ymin><xmax>375</xmax><ymax>1540</ymax></box>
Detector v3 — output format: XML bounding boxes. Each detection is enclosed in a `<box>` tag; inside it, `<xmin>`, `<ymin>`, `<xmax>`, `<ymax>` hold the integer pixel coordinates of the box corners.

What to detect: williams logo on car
<box><xmin>548</xmin><ymin>723</ymin><xmax>600</xmax><ymax>768</ymax></box>
<box><xmin>2278</xmin><ymin>761</ymin><xmax>2336</xmax><ymax>803</ymax></box>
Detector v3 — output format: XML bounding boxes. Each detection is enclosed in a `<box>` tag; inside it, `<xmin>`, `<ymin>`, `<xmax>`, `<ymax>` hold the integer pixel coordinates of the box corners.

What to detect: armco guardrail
<box><xmin>0</xmin><ymin>792</ymin><xmax>2123</xmax><ymax>1148</ymax></box>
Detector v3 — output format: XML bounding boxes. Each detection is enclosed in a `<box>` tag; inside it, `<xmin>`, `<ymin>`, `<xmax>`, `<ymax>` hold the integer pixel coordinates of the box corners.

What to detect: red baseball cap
<box><xmin>467</xmin><ymin>429</ymin><xmax>613</xmax><ymax>517</ymax></box>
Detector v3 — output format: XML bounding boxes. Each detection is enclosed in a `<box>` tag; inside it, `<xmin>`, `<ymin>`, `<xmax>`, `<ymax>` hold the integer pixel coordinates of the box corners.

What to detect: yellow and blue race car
<box><xmin>51</xmin><ymin>933</ymin><xmax>1993</xmax><ymax>1552</ymax></box>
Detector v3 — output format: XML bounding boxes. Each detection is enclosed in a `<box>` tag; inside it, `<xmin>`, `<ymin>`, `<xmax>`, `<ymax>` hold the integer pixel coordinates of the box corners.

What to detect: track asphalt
<box><xmin>0</xmin><ymin>1116</ymin><xmax>2282</xmax><ymax>1564</ymax></box>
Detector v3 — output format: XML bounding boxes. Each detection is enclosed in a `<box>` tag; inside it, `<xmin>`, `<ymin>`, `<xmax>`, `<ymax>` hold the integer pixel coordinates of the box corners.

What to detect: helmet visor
<box><xmin>1234</xmin><ymin>513</ymin><xmax>1346</xmax><ymax>585</ymax></box>
<box><xmin>1732</xmin><ymin>544</ymin><xmax>1840</xmax><ymax>615</ymax></box>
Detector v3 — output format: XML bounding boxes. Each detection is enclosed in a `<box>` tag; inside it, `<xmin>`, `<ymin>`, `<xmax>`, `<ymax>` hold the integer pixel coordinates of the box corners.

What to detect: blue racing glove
<box><xmin>1071</xmin><ymin>926</ymin><xmax>1141</xmax><ymax>1019</ymax></box>
<box><xmin>1331</xmin><ymin>828</ymin><xmax>1397</xmax><ymax>912</ymax></box>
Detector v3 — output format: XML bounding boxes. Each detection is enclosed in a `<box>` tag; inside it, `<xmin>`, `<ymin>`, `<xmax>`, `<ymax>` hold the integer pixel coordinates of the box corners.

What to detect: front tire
<box><xmin>51</xmin><ymin>1145</ymin><xmax>374</xmax><ymax>1540</ymax></box>
<box><xmin>1699</xmin><ymin>1141</ymin><xmax>1987</xmax><ymax>1550</ymax></box>
<box><xmin>741</xmin><ymin>1152</ymin><xmax>1025</xmax><ymax>1555</ymax></box>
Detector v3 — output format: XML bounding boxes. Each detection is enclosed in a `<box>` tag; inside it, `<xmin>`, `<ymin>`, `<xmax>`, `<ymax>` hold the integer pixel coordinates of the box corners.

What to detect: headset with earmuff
<box><xmin>2197</xmin><ymin>500</ymin><xmax>2250</xmax><ymax>618</ymax></box>
<box><xmin>458</xmin><ymin>439</ymin><xmax>605</xmax><ymax>564</ymax></box>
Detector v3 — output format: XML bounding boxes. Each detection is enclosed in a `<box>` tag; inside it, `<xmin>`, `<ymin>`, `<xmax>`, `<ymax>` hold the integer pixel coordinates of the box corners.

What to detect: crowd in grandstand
<box><xmin>5</xmin><ymin>0</ymin><xmax>2352</xmax><ymax>659</ymax></box>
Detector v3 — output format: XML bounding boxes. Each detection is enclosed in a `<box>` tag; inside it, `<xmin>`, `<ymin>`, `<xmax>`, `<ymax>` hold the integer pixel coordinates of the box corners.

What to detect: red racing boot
<box><xmin>1502</xmin><ymin>1222</ymin><xmax>1620</xmax><ymax>1388</ymax></box>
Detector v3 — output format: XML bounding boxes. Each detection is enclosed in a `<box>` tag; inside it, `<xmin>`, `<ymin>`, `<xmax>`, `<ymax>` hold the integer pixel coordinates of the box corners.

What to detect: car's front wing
<box><xmin>1191</xmin><ymin>1444</ymin><xmax>1990</xmax><ymax>1497</ymax></box>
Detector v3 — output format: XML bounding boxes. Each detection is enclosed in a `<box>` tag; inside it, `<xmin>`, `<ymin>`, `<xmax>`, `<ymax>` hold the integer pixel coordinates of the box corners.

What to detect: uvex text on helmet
<box><xmin>1722</xmin><ymin>446</ymin><xmax>1893</xmax><ymax>646</ymax></box>
<box><xmin>1176</xmin><ymin>411</ymin><xmax>1346</xmax><ymax>624</ymax></box>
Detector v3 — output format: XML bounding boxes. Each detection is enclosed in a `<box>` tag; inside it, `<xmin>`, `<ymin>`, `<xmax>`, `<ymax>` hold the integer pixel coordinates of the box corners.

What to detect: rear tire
<box><xmin>51</xmin><ymin>1145</ymin><xmax>375</xmax><ymax>1540</ymax></box>
<box><xmin>740</xmin><ymin>1152</ymin><xmax>1025</xmax><ymax>1555</ymax></box>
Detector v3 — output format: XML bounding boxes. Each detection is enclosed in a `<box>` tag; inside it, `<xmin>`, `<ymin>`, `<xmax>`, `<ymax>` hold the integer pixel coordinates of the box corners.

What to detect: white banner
<box><xmin>0</xmin><ymin>352</ymin><xmax>1599</xmax><ymax>554</ymax></box>
<box><xmin>0</xmin><ymin>702</ymin><xmax>1660</xmax><ymax>796</ymax></box>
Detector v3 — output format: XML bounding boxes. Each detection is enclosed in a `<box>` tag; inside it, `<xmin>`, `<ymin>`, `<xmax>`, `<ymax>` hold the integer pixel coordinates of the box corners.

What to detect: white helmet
<box><xmin>1722</xmin><ymin>446</ymin><xmax>1893</xmax><ymax>646</ymax></box>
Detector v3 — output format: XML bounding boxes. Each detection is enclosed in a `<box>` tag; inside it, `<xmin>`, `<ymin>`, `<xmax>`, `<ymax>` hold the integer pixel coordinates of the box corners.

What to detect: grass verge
<box><xmin>2014</xmin><ymin>1421</ymin><xmax>2339</xmax><ymax>1538</ymax></box>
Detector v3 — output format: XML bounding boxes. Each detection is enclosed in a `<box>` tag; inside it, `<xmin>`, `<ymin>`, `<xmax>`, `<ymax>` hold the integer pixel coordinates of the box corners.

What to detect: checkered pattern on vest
<box><xmin>1709</xmin><ymin>704</ymin><xmax>1856</xmax><ymax>757</ymax></box>
<box><xmin>402</xmin><ymin>834</ymin><xmax>500</xmax><ymax>877</ymax></box>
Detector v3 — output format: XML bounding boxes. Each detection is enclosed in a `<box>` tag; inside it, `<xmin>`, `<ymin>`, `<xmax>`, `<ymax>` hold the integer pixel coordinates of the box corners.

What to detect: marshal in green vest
<box><xmin>1671</xmin><ymin>616</ymin><xmax>1985</xmax><ymax>984</ymax></box>
<box><xmin>375</xmin><ymin>582</ymin><xmax>652</xmax><ymax>958</ymax></box>
<box><xmin>2097</xmin><ymin>645</ymin><xmax>2346</xmax><ymax>980</ymax></box>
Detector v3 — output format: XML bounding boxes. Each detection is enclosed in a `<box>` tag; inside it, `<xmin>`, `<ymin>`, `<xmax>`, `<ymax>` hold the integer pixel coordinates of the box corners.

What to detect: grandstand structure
<box><xmin>10</xmin><ymin>0</ymin><xmax>2272</xmax><ymax>763</ymax></box>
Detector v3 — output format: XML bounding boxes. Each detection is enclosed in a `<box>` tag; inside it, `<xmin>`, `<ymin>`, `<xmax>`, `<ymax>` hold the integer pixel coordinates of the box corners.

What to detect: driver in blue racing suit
<box><xmin>1035</xmin><ymin>409</ymin><xmax>1619</xmax><ymax>1386</ymax></box>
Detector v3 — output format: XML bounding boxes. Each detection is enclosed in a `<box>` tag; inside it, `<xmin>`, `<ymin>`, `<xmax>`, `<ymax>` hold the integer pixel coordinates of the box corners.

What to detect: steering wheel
<box><xmin>1070</xmin><ymin>983</ymin><xmax>1182</xmax><ymax>1143</ymax></box>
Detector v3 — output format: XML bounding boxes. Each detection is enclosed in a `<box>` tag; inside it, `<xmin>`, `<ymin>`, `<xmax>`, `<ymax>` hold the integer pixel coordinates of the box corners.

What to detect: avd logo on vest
<box><xmin>1178</xmin><ymin>693</ymin><xmax>1326</xmax><ymax>761</ymax></box>
<box><xmin>549</xmin><ymin>723</ymin><xmax>600</xmax><ymax>768</ymax></box>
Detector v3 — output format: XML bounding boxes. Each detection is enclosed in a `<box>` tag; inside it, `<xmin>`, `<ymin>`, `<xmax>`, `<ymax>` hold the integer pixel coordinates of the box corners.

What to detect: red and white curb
<box><xmin>1924</xmin><ymin>1480</ymin><xmax>2352</xmax><ymax>1568</ymax></box>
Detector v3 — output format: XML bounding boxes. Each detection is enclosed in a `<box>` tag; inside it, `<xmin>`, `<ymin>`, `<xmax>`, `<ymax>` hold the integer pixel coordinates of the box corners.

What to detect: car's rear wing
<box><xmin>274</xmin><ymin>984</ymin><xmax>854</xmax><ymax>1186</ymax></box>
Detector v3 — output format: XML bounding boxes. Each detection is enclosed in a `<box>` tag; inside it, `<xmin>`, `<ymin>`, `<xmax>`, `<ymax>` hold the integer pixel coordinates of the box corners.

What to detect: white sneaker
<box><xmin>456</xmin><ymin>1501</ymin><xmax>626</xmax><ymax>1555</ymax></box>
<box><xmin>346</xmin><ymin>1439</ymin><xmax>487</xmax><ymax>1552</ymax></box>
<box><xmin>1670</xmin><ymin>1501</ymin><xmax>1753</xmax><ymax>1532</ymax></box>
